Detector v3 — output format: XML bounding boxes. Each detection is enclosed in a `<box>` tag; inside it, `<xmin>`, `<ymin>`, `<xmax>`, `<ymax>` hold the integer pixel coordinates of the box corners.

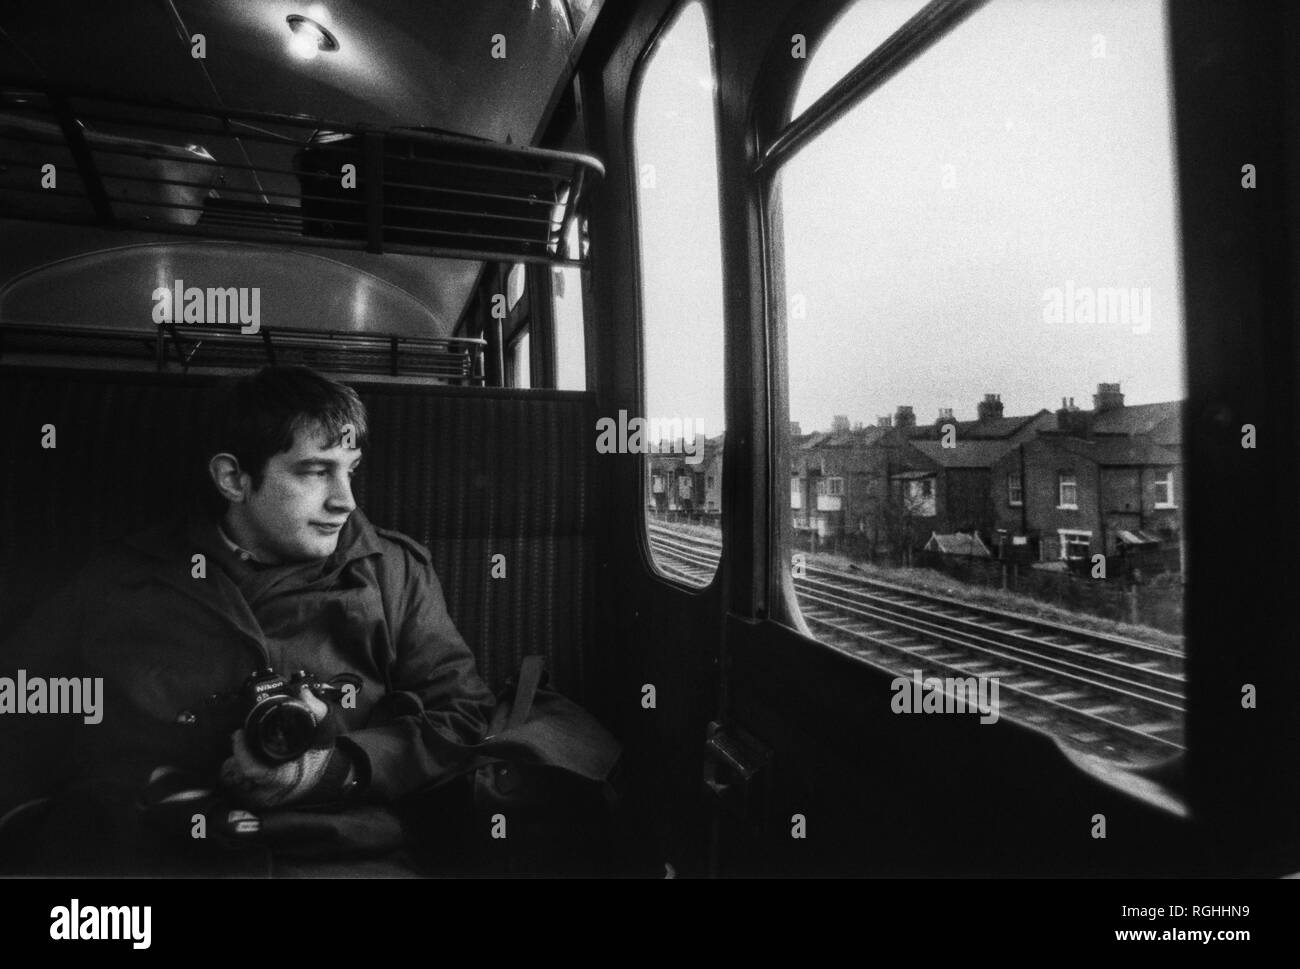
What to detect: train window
<box><xmin>553</xmin><ymin>218</ymin><xmax>587</xmax><ymax>391</ymax></box>
<box><xmin>772</xmin><ymin>0</ymin><xmax>1186</xmax><ymax>766</ymax></box>
<box><xmin>507</xmin><ymin>263</ymin><xmax>527</xmax><ymax>312</ymax></box>
<box><xmin>633</xmin><ymin>0</ymin><xmax>726</xmax><ymax>588</ymax></box>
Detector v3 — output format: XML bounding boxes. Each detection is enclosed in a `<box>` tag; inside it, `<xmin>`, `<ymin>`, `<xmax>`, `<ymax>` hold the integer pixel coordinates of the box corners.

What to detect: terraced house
<box><xmin>891</xmin><ymin>395</ymin><xmax>1054</xmax><ymax>552</ymax></box>
<box><xmin>790</xmin><ymin>412</ymin><xmax>925</xmax><ymax>557</ymax></box>
<box><xmin>790</xmin><ymin>386</ymin><xmax>1183</xmax><ymax>572</ymax></box>
<box><xmin>992</xmin><ymin>385</ymin><xmax>1182</xmax><ymax>570</ymax></box>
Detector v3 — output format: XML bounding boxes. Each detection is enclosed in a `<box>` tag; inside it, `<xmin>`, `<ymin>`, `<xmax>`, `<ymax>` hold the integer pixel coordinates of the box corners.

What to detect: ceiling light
<box><xmin>286</xmin><ymin>14</ymin><xmax>339</xmax><ymax>60</ymax></box>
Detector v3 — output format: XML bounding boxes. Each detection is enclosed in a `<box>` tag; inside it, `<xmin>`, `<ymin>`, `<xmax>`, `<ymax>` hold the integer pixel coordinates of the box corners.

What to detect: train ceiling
<box><xmin>0</xmin><ymin>0</ymin><xmax>598</xmax><ymax>143</ymax></box>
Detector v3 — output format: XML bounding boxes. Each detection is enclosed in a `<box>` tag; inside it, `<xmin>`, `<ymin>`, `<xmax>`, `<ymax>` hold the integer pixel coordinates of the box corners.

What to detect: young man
<box><xmin>0</xmin><ymin>366</ymin><xmax>496</xmax><ymax>876</ymax></box>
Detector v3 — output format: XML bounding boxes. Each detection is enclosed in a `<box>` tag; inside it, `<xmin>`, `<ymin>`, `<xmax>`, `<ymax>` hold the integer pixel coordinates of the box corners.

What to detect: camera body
<box><xmin>236</xmin><ymin>668</ymin><xmax>337</xmax><ymax>765</ymax></box>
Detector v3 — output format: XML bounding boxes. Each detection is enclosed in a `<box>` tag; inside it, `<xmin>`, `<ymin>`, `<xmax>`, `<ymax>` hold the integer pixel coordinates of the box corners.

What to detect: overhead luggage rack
<box><xmin>0</xmin><ymin>321</ymin><xmax>487</xmax><ymax>384</ymax></box>
<box><xmin>0</xmin><ymin>83</ymin><xmax>603</xmax><ymax>265</ymax></box>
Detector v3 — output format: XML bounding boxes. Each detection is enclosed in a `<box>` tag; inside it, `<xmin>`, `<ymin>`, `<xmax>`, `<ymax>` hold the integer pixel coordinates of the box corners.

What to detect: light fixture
<box><xmin>286</xmin><ymin>14</ymin><xmax>339</xmax><ymax>61</ymax></box>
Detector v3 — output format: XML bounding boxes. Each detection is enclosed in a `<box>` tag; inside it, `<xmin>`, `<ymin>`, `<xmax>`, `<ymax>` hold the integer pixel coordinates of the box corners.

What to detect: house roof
<box><xmin>924</xmin><ymin>531</ymin><xmax>992</xmax><ymax>556</ymax></box>
<box><xmin>1047</xmin><ymin>435</ymin><xmax>1180</xmax><ymax>466</ymax></box>
<box><xmin>911</xmin><ymin>439</ymin><xmax>1015</xmax><ymax>468</ymax></box>
<box><xmin>906</xmin><ymin>411</ymin><xmax>1050</xmax><ymax>441</ymax></box>
<box><xmin>799</xmin><ymin>425</ymin><xmax>895</xmax><ymax>450</ymax></box>
<box><xmin>1090</xmin><ymin>400</ymin><xmax>1182</xmax><ymax>438</ymax></box>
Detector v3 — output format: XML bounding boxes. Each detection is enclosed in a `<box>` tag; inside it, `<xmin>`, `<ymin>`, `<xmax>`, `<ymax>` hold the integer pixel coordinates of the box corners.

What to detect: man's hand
<box><xmin>218</xmin><ymin>687</ymin><xmax>343</xmax><ymax>810</ymax></box>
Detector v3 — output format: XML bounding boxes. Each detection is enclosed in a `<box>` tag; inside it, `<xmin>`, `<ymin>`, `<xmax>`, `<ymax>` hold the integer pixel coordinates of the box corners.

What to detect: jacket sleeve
<box><xmin>338</xmin><ymin>544</ymin><xmax>495</xmax><ymax>801</ymax></box>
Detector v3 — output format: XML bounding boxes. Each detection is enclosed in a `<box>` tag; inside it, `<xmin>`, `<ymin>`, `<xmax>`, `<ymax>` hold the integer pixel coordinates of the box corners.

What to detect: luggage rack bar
<box><xmin>0</xmin><ymin>82</ymin><xmax>603</xmax><ymax>266</ymax></box>
<box><xmin>0</xmin><ymin>321</ymin><xmax>487</xmax><ymax>385</ymax></box>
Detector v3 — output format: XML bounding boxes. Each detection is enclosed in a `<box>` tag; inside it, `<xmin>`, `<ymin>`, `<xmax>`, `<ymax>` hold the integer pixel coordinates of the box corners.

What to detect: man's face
<box><xmin>237</xmin><ymin>422</ymin><xmax>362</xmax><ymax>563</ymax></box>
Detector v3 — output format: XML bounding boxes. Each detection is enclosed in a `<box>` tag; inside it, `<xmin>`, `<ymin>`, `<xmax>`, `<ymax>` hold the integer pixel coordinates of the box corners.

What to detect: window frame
<box><xmin>1057</xmin><ymin>528</ymin><xmax>1093</xmax><ymax>562</ymax></box>
<box><xmin>1154</xmin><ymin>468</ymin><xmax>1177</xmax><ymax>509</ymax></box>
<box><xmin>627</xmin><ymin>0</ymin><xmax>728</xmax><ymax>593</ymax></box>
<box><xmin>754</xmin><ymin>0</ymin><xmax>1195</xmax><ymax>799</ymax></box>
<box><xmin>741</xmin><ymin>0</ymin><xmax>1300</xmax><ymax>863</ymax></box>
<box><xmin>1007</xmin><ymin>472</ymin><xmax>1023</xmax><ymax>507</ymax></box>
<box><xmin>1057</xmin><ymin>473</ymin><xmax>1079</xmax><ymax>510</ymax></box>
<box><xmin>506</xmin><ymin>326</ymin><xmax>532</xmax><ymax>389</ymax></box>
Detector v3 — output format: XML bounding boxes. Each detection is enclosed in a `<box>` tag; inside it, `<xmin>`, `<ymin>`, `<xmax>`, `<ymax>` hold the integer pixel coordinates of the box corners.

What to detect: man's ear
<box><xmin>209</xmin><ymin>453</ymin><xmax>250</xmax><ymax>504</ymax></box>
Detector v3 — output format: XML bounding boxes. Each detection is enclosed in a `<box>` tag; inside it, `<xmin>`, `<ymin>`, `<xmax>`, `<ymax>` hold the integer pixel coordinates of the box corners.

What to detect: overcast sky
<box><xmin>636</xmin><ymin>0</ymin><xmax>1184</xmax><ymax>438</ymax></box>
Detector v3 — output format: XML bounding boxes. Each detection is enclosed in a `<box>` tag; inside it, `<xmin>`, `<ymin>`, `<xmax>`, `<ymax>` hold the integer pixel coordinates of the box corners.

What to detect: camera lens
<box><xmin>245</xmin><ymin>695</ymin><xmax>318</xmax><ymax>764</ymax></box>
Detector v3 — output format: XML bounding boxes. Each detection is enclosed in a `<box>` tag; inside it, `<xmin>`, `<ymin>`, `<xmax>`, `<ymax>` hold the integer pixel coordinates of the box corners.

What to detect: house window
<box><xmin>678</xmin><ymin>476</ymin><xmax>693</xmax><ymax>497</ymax></box>
<box><xmin>1058</xmin><ymin>473</ymin><xmax>1078</xmax><ymax>510</ymax></box>
<box><xmin>815</xmin><ymin>477</ymin><xmax>845</xmax><ymax>497</ymax></box>
<box><xmin>1007</xmin><ymin>473</ymin><xmax>1023</xmax><ymax>507</ymax></box>
<box><xmin>706</xmin><ymin>476</ymin><xmax>715</xmax><ymax>489</ymax></box>
<box><xmin>1058</xmin><ymin>529</ymin><xmax>1092</xmax><ymax>561</ymax></box>
<box><xmin>651</xmin><ymin>474</ymin><xmax>665</xmax><ymax>494</ymax></box>
<box><xmin>1154</xmin><ymin>469</ymin><xmax>1176</xmax><ymax>508</ymax></box>
<box><xmin>905</xmin><ymin>478</ymin><xmax>936</xmax><ymax>517</ymax></box>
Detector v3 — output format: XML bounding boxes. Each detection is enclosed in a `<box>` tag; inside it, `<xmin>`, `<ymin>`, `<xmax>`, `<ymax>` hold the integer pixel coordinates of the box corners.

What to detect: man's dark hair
<box><xmin>207</xmin><ymin>366</ymin><xmax>369</xmax><ymax>492</ymax></box>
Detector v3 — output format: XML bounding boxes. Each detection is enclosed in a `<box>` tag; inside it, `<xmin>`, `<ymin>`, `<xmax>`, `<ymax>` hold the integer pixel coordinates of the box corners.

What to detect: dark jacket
<box><xmin>0</xmin><ymin>509</ymin><xmax>496</xmax><ymax>875</ymax></box>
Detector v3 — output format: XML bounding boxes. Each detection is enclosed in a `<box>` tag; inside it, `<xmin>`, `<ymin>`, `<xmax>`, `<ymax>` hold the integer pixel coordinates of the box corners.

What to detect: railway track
<box><xmin>647</xmin><ymin>522</ymin><xmax>1185</xmax><ymax>763</ymax></box>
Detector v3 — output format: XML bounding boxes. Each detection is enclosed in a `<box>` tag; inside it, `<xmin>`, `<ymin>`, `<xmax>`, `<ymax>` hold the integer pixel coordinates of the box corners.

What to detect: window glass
<box><xmin>1059</xmin><ymin>474</ymin><xmax>1078</xmax><ymax>509</ymax></box>
<box><xmin>633</xmin><ymin>0</ymin><xmax>726</xmax><ymax>587</ymax></box>
<box><xmin>507</xmin><ymin>263</ymin><xmax>527</xmax><ymax>312</ymax></box>
<box><xmin>773</xmin><ymin>0</ymin><xmax>1185</xmax><ymax>766</ymax></box>
<box><xmin>553</xmin><ymin>217</ymin><xmax>587</xmax><ymax>390</ymax></box>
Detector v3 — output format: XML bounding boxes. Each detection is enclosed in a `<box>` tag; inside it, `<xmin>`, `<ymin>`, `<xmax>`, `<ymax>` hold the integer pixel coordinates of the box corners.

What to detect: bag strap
<box><xmin>507</xmin><ymin>655</ymin><xmax>545</xmax><ymax>730</ymax></box>
<box><xmin>410</xmin><ymin>655</ymin><xmax>546</xmax><ymax>778</ymax></box>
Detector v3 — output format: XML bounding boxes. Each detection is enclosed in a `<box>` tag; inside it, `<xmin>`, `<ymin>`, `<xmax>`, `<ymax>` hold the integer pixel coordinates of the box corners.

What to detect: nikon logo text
<box><xmin>50</xmin><ymin>899</ymin><xmax>151</xmax><ymax>949</ymax></box>
<box><xmin>890</xmin><ymin>669</ymin><xmax>1000</xmax><ymax>724</ymax></box>
<box><xmin>151</xmin><ymin>279</ymin><xmax>261</xmax><ymax>334</ymax></box>
<box><xmin>0</xmin><ymin>670</ymin><xmax>103</xmax><ymax>724</ymax></box>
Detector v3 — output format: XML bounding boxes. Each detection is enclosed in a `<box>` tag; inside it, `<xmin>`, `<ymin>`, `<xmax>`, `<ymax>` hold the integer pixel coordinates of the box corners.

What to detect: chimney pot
<box><xmin>977</xmin><ymin>393</ymin><xmax>1005</xmax><ymax>422</ymax></box>
<box><xmin>1093</xmin><ymin>382</ymin><xmax>1125</xmax><ymax>413</ymax></box>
